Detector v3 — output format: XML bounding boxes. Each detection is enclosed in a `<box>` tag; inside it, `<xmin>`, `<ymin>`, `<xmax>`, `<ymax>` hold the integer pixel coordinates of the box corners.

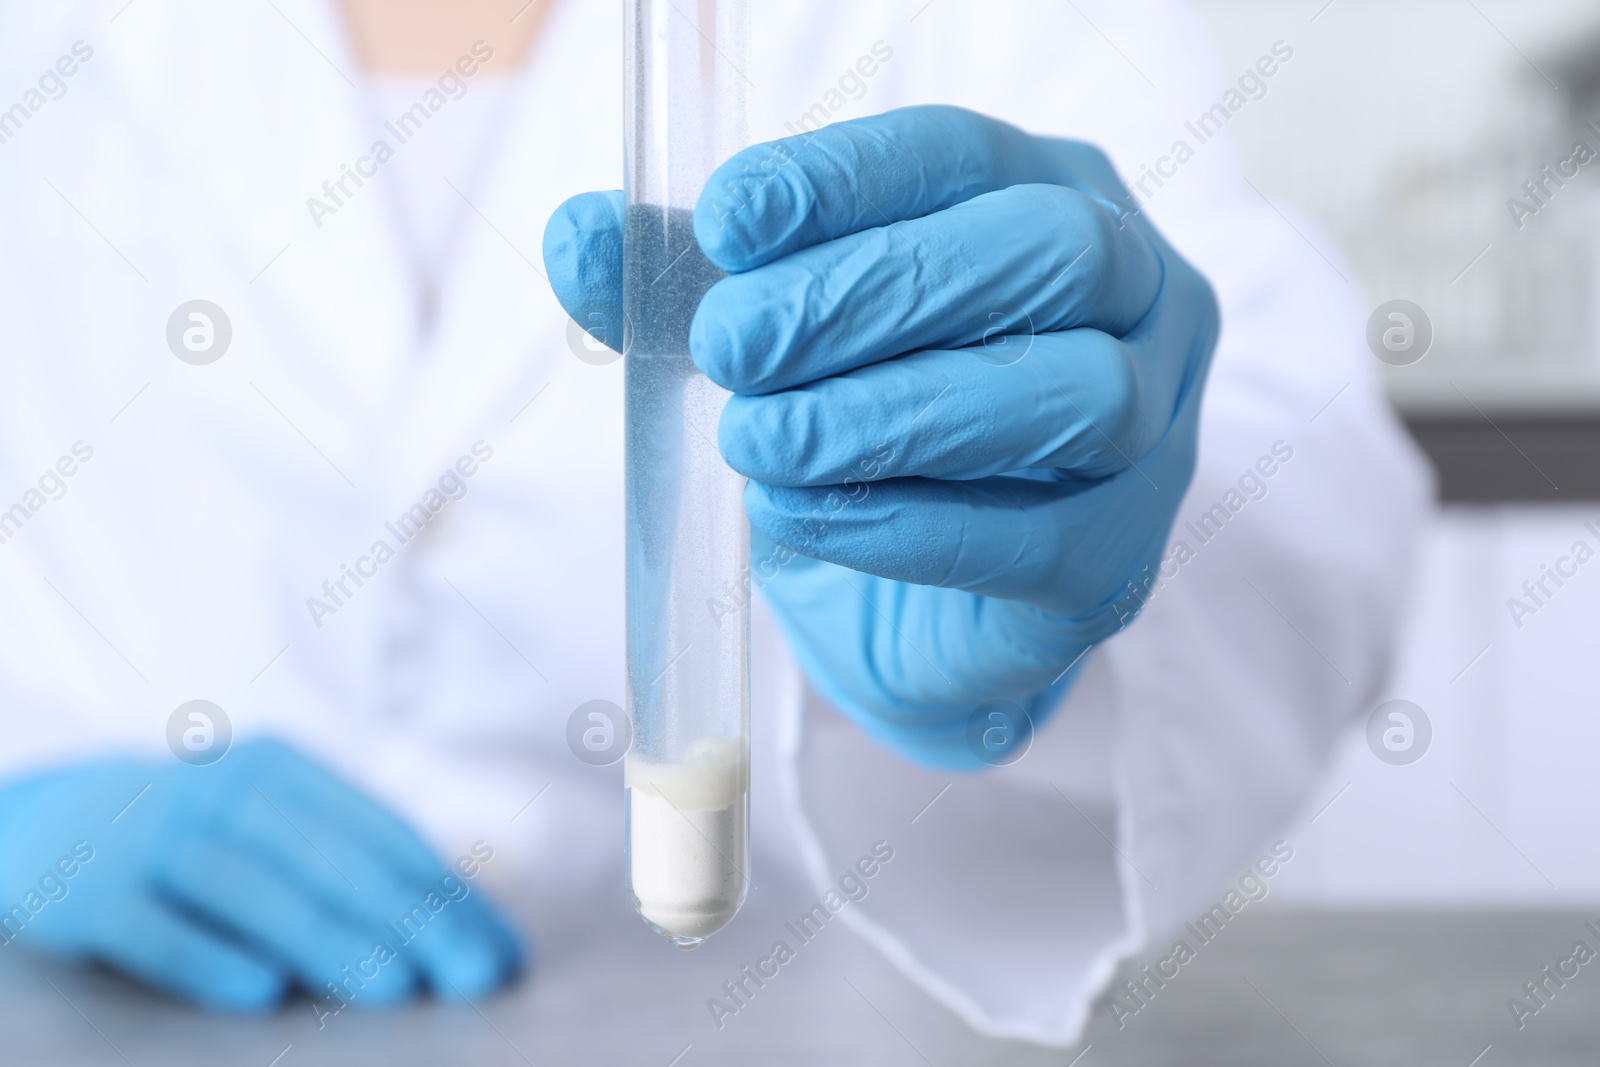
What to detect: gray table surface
<box><xmin>4</xmin><ymin>895</ymin><xmax>1598</xmax><ymax>1066</ymax></box>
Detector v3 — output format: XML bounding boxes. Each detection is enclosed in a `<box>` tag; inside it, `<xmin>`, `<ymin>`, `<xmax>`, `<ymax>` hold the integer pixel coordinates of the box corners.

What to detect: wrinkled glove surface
<box><xmin>0</xmin><ymin>739</ymin><xmax>522</xmax><ymax>1011</ymax></box>
<box><xmin>544</xmin><ymin>105</ymin><xmax>1219</xmax><ymax>768</ymax></box>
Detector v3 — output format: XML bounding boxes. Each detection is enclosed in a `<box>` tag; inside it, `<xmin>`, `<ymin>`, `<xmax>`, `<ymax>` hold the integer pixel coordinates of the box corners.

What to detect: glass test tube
<box><xmin>622</xmin><ymin>0</ymin><xmax>751</xmax><ymax>948</ymax></box>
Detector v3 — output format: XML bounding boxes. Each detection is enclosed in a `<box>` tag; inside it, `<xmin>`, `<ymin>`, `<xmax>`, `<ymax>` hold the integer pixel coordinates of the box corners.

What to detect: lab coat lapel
<box><xmin>99</xmin><ymin>0</ymin><xmax>419</xmax><ymax>492</ymax></box>
<box><xmin>389</xmin><ymin>0</ymin><xmax>624</xmax><ymax>475</ymax></box>
<box><xmin>378</xmin><ymin>51</ymin><xmax>561</xmax><ymax>480</ymax></box>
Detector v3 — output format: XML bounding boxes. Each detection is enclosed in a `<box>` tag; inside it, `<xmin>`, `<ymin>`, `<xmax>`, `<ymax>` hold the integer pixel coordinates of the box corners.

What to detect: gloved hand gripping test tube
<box><xmin>622</xmin><ymin>0</ymin><xmax>751</xmax><ymax>948</ymax></box>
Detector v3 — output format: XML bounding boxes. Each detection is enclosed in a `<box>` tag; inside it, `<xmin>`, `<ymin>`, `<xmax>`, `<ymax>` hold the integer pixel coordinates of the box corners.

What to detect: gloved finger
<box><xmin>543</xmin><ymin>189</ymin><xmax>625</xmax><ymax>352</ymax></box>
<box><xmin>234</xmin><ymin>739</ymin><xmax>523</xmax><ymax>971</ymax></box>
<box><xmin>752</xmin><ymin>538</ymin><xmax>1083</xmax><ymax>726</ymax></box>
<box><xmin>720</xmin><ymin>327</ymin><xmax>1177</xmax><ymax>487</ymax></box>
<box><xmin>692</xmin><ymin>183</ymin><xmax>1161</xmax><ymax>394</ymax></box>
<box><xmin>694</xmin><ymin>105</ymin><xmax>1133</xmax><ymax>272</ymax></box>
<box><xmin>220</xmin><ymin>781</ymin><xmax>520</xmax><ymax>1000</ymax></box>
<box><xmin>93</xmin><ymin>892</ymin><xmax>286</xmax><ymax>1012</ymax></box>
<box><xmin>271</xmin><ymin>772</ymin><xmax>524</xmax><ymax>985</ymax></box>
<box><xmin>155</xmin><ymin>835</ymin><xmax>419</xmax><ymax>1007</ymax></box>
<box><xmin>279</xmin><ymin>820</ymin><xmax>519</xmax><ymax>1002</ymax></box>
<box><xmin>746</xmin><ymin>474</ymin><xmax>1155</xmax><ymax>616</ymax></box>
<box><xmin>742</xmin><ymin>381</ymin><xmax>1202</xmax><ymax>617</ymax></box>
<box><xmin>245</xmin><ymin>739</ymin><xmax>467</xmax><ymax>888</ymax></box>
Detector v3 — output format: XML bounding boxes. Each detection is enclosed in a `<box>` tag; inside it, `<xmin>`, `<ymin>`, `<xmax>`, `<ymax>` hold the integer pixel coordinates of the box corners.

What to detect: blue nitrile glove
<box><xmin>544</xmin><ymin>106</ymin><xmax>1218</xmax><ymax>769</ymax></box>
<box><xmin>0</xmin><ymin>739</ymin><xmax>522</xmax><ymax>1011</ymax></box>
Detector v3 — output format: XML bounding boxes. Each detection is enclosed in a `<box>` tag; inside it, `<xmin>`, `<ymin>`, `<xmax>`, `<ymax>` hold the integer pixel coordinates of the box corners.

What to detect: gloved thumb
<box><xmin>542</xmin><ymin>189</ymin><xmax>626</xmax><ymax>353</ymax></box>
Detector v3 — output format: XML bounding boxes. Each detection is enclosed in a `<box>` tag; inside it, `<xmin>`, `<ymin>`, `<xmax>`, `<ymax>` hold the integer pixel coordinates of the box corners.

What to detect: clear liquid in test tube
<box><xmin>622</xmin><ymin>0</ymin><xmax>751</xmax><ymax>949</ymax></box>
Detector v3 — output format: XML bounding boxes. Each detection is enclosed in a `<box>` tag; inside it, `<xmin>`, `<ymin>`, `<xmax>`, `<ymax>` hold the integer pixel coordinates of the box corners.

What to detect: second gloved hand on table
<box><xmin>0</xmin><ymin>739</ymin><xmax>522</xmax><ymax>1011</ymax></box>
<box><xmin>544</xmin><ymin>106</ymin><xmax>1220</xmax><ymax>768</ymax></box>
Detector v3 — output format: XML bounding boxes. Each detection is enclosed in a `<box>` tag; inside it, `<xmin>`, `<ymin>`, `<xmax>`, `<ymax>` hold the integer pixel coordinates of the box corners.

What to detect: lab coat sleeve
<box><xmin>771</xmin><ymin>0</ymin><xmax>1434</xmax><ymax>1046</ymax></box>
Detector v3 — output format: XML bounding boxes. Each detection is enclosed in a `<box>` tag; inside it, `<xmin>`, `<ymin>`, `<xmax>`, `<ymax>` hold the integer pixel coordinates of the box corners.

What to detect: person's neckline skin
<box><xmin>337</xmin><ymin>0</ymin><xmax>550</xmax><ymax>75</ymax></box>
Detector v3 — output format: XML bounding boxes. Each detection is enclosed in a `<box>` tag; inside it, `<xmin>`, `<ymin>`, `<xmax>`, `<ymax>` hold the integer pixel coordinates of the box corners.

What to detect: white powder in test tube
<box><xmin>625</xmin><ymin>736</ymin><xmax>749</xmax><ymax>944</ymax></box>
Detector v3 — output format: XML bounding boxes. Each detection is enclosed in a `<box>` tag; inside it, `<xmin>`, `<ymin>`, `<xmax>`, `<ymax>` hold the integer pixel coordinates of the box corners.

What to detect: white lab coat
<box><xmin>0</xmin><ymin>0</ymin><xmax>1429</xmax><ymax>1046</ymax></box>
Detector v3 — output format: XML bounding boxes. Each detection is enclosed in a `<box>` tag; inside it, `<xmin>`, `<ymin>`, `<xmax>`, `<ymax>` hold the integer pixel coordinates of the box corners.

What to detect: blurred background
<box><xmin>1086</xmin><ymin>4</ymin><xmax>1600</xmax><ymax>1062</ymax></box>
<box><xmin>8</xmin><ymin>2</ymin><xmax>1600</xmax><ymax>1065</ymax></box>
<box><xmin>1199</xmin><ymin>0</ymin><xmax>1600</xmax><ymax>417</ymax></box>
<box><xmin>1186</xmin><ymin>0</ymin><xmax>1600</xmax><ymax>905</ymax></box>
